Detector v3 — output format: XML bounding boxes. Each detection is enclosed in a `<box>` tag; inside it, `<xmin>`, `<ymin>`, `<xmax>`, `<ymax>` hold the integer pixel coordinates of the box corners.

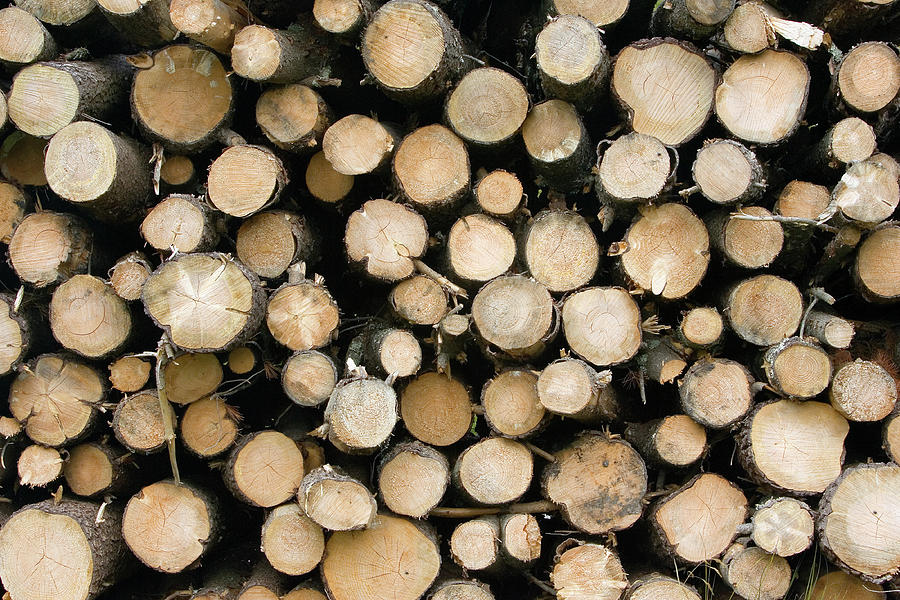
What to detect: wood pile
<box><xmin>0</xmin><ymin>0</ymin><xmax>898</xmax><ymax>599</ymax></box>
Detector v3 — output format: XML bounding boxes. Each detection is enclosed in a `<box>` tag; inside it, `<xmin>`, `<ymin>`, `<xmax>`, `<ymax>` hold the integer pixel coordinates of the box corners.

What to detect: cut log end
<box><xmin>123</xmin><ymin>480</ymin><xmax>216</xmax><ymax>573</ymax></box>
<box><xmin>830</xmin><ymin>359</ymin><xmax>897</xmax><ymax>422</ymax></box>
<box><xmin>390</xmin><ymin>275</ymin><xmax>448</xmax><ymax>326</ymax></box>
<box><xmin>447</xmin><ymin>214</ymin><xmax>516</xmax><ymax>286</ymax></box>
<box><xmin>856</xmin><ymin>226</ymin><xmax>900</xmax><ymax>302</ymax></box>
<box><xmin>621</xmin><ymin>203</ymin><xmax>710</xmax><ymax>299</ymax></box>
<box><xmin>679</xmin><ymin>306</ymin><xmax>724</xmax><ymax>348</ymax></box>
<box><xmin>482</xmin><ymin>370</ymin><xmax>545</xmax><ymax>438</ymax></box>
<box><xmin>751</xmin><ymin>497</ymin><xmax>814</xmax><ymax>557</ymax></box>
<box><xmin>164</xmin><ymin>352</ymin><xmax>223</xmax><ymax>405</ymax></box>
<box><xmin>726</xmin><ymin>275</ymin><xmax>803</xmax><ymax>346</ymax></box>
<box><xmin>524</xmin><ymin>209</ymin><xmax>599</xmax><ymax>293</ymax></box>
<box><xmin>261</xmin><ymin>503</ymin><xmax>324</xmax><ymax>576</ymax></box>
<box><xmin>550</xmin><ymin>0</ymin><xmax>629</xmax><ymax>27</ymax></box>
<box><xmin>450</xmin><ymin>517</ymin><xmax>499</xmax><ymax>571</ymax></box>
<box><xmin>298</xmin><ymin>466</ymin><xmax>377</xmax><ymax>531</ymax></box>
<box><xmin>180</xmin><ymin>395</ymin><xmax>239</xmax><ymax>458</ymax></box>
<box><xmin>551</xmin><ymin>542</ymin><xmax>629</xmax><ymax>600</ymax></box>
<box><xmin>394</xmin><ymin>124</ymin><xmax>470</xmax><ymax>217</ymax></box>
<box><xmin>472</xmin><ymin>275</ymin><xmax>554</xmax><ymax>359</ymax></box>
<box><xmin>18</xmin><ymin>444</ymin><xmax>62</xmax><ymax>487</ymax></box>
<box><xmin>763</xmin><ymin>337</ymin><xmax>832</xmax><ymax>399</ymax></box>
<box><xmin>598</xmin><ymin>133</ymin><xmax>670</xmax><ymax>203</ymax></box>
<box><xmin>723</xmin><ymin>544</ymin><xmax>792</xmax><ymax>600</ymax></box>
<box><xmin>323</xmin><ymin>114</ymin><xmax>396</xmax><ymax>176</ymax></box>
<box><xmin>378</xmin><ymin>441</ymin><xmax>449</xmax><ymax>518</ymax></box>
<box><xmin>456</xmin><ymin>437</ymin><xmax>533</xmax><ymax>505</ymax></box>
<box><xmin>266</xmin><ymin>280</ymin><xmax>340</xmax><ymax>352</ymax></box>
<box><xmin>208</xmin><ymin>145</ymin><xmax>284</xmax><ymax>218</ymax></box>
<box><xmin>113</xmin><ymin>389</ymin><xmax>172</xmax><ymax>454</ymax></box>
<box><xmin>543</xmin><ymin>433</ymin><xmax>647</xmax><ymax>534</ymax></box>
<box><xmin>562</xmin><ymin>286</ymin><xmax>641</xmax><ymax>367</ymax></box>
<box><xmin>345</xmin><ymin>199</ymin><xmax>428</xmax><ymax>282</ymax></box>
<box><xmin>325</xmin><ymin>377</ymin><xmax>398</xmax><ymax>454</ymax></box>
<box><xmin>227</xmin><ymin>431</ymin><xmax>304</xmax><ymax>507</ymax></box>
<box><xmin>838</xmin><ymin>42</ymin><xmax>900</xmax><ymax>113</ymax></box>
<box><xmin>50</xmin><ymin>274</ymin><xmax>131</xmax><ymax>359</ymax></box>
<box><xmin>282</xmin><ymin>350</ymin><xmax>338</xmax><ymax>407</ymax></box>
<box><xmin>475</xmin><ymin>169</ymin><xmax>522</xmax><ymax>218</ymax></box>
<box><xmin>818</xmin><ymin>462</ymin><xmax>900</xmax><ymax>583</ymax></box>
<box><xmin>401</xmin><ymin>372</ymin><xmax>472</xmax><ymax>446</ymax></box>
<box><xmin>257</xmin><ymin>84</ymin><xmax>330</xmax><ymax>153</ymax></box>
<box><xmin>446</xmin><ymin>67</ymin><xmax>528</xmax><ymax>148</ymax></box>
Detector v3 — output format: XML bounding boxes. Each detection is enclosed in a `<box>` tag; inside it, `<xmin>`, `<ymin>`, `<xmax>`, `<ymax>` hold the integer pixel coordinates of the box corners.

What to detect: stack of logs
<box><xmin>0</xmin><ymin>0</ymin><xmax>898</xmax><ymax>599</ymax></box>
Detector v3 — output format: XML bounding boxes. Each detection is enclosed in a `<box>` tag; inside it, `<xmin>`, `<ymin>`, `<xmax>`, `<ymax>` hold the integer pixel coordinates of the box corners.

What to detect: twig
<box><xmin>155</xmin><ymin>336</ymin><xmax>180</xmax><ymax>484</ymax></box>
<box><xmin>429</xmin><ymin>500</ymin><xmax>558</xmax><ymax>518</ymax></box>
<box><xmin>413</xmin><ymin>259</ymin><xmax>468</xmax><ymax>299</ymax></box>
<box><xmin>729</xmin><ymin>209</ymin><xmax>839</xmax><ymax>233</ymax></box>
<box><xmin>522</xmin><ymin>571</ymin><xmax>557</xmax><ymax>596</ymax></box>
<box><xmin>525</xmin><ymin>442</ymin><xmax>556</xmax><ymax>463</ymax></box>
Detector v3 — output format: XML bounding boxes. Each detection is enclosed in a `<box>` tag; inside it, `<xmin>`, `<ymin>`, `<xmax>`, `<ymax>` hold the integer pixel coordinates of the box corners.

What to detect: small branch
<box><xmin>729</xmin><ymin>209</ymin><xmax>838</xmax><ymax>233</ymax></box>
<box><xmin>429</xmin><ymin>500</ymin><xmax>558</xmax><ymax>518</ymax></box>
<box><xmin>156</xmin><ymin>336</ymin><xmax>180</xmax><ymax>484</ymax></box>
<box><xmin>522</xmin><ymin>571</ymin><xmax>556</xmax><ymax>596</ymax></box>
<box><xmin>525</xmin><ymin>442</ymin><xmax>556</xmax><ymax>463</ymax></box>
<box><xmin>799</xmin><ymin>296</ymin><xmax>819</xmax><ymax>339</ymax></box>
<box><xmin>678</xmin><ymin>184</ymin><xmax>700</xmax><ymax>198</ymax></box>
<box><xmin>413</xmin><ymin>259</ymin><xmax>468</xmax><ymax>299</ymax></box>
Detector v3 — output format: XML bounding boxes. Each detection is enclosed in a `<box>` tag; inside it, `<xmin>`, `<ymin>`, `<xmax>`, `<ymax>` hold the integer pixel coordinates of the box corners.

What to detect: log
<box><xmin>163</xmin><ymin>352</ymin><xmax>223</xmax><ymax>405</ymax></box>
<box><xmin>305</xmin><ymin>151</ymin><xmax>354</xmax><ymax>207</ymax></box>
<box><xmin>521</xmin><ymin>99</ymin><xmax>592</xmax><ymax>192</ymax></box>
<box><xmin>0</xmin><ymin>6</ymin><xmax>57</xmax><ymax>67</ymax></box>
<box><xmin>834</xmin><ymin>41</ymin><xmax>900</xmax><ymax>115</ymax></box>
<box><xmin>0</xmin><ymin>131</ymin><xmax>47</xmax><ymax>186</ymax></box>
<box><xmin>298</xmin><ymin>465</ymin><xmax>377</xmax><ymax>531</ymax></box>
<box><xmin>454</xmin><ymin>437</ymin><xmax>533</xmax><ymax>505</ymax></box>
<box><xmin>707</xmin><ymin>207</ymin><xmax>783</xmax><ymax>269</ymax></box>
<box><xmin>236</xmin><ymin>211</ymin><xmax>318</xmax><ymax>279</ymax></box>
<box><xmin>521</xmin><ymin>208</ymin><xmax>599</xmax><ymax>293</ymax></box>
<box><xmin>96</xmin><ymin>0</ymin><xmax>178</xmax><ymax>47</ymax></box>
<box><xmin>109</xmin><ymin>252</ymin><xmax>153</xmax><ymax>302</ymax></box>
<box><xmin>884</xmin><ymin>410</ymin><xmax>900</xmax><ymax>463</ymax></box>
<box><xmin>534</xmin><ymin>15</ymin><xmax>609</xmax><ymax>112</ymax></box>
<box><xmin>722</xmin><ymin>1</ymin><xmax>775</xmax><ymax>54</ymax></box>
<box><xmin>652</xmin><ymin>0</ymin><xmax>735</xmax><ymax>40</ymax></box>
<box><xmin>596</xmin><ymin>133</ymin><xmax>672</xmax><ymax>212</ymax></box>
<box><xmin>474</xmin><ymin>169</ymin><xmax>523</xmax><ymax>220</ymax></box>
<box><xmin>830</xmin><ymin>358</ymin><xmax>897</xmax><ymax>421</ymax></box>
<box><xmin>724</xmin><ymin>275</ymin><xmax>804</xmax><ymax>346</ymax></box>
<box><xmin>207</xmin><ymin>145</ymin><xmax>287</xmax><ymax>218</ymax></box>
<box><xmin>112</xmin><ymin>388</ymin><xmax>174</xmax><ymax>454</ymax></box>
<box><xmin>550</xmin><ymin>540</ymin><xmax>629</xmax><ymax>600</ymax></box>
<box><xmin>393</xmin><ymin>124</ymin><xmax>470</xmax><ymax>222</ymax></box>
<box><xmin>0</xmin><ymin>498</ymin><xmax>127</xmax><ymax>600</ymax></box>
<box><xmin>141</xmin><ymin>195</ymin><xmax>223</xmax><ymax>254</ymax></box>
<box><xmin>855</xmin><ymin>225</ymin><xmax>900</xmax><ymax>302</ymax></box>
<box><xmin>444</xmin><ymin>67</ymin><xmax>529</xmax><ymax>152</ymax></box>
<box><xmin>749</xmin><ymin>497</ymin><xmax>815</xmax><ymax>558</ymax></box>
<box><xmin>8</xmin><ymin>211</ymin><xmax>93</xmax><ymax>288</ymax></box>
<box><xmin>323</xmin><ymin>114</ymin><xmax>399</xmax><ymax>176</ymax></box>
<box><xmin>721</xmin><ymin>543</ymin><xmax>792</xmax><ymax>600</ymax></box>
<box><xmin>344</xmin><ymin>198</ymin><xmax>428</xmax><ymax>282</ymax></box>
<box><xmin>260</xmin><ymin>503</ymin><xmax>324</xmax><ymax>576</ymax></box>
<box><xmin>648</xmin><ymin>473</ymin><xmax>747</xmax><ymax>564</ymax></box>
<box><xmin>389</xmin><ymin>275</ymin><xmax>448</xmax><ymax>326</ymax></box>
<box><xmin>762</xmin><ymin>336</ymin><xmax>832</xmax><ymax>399</ymax></box>
<box><xmin>168</xmin><ymin>0</ymin><xmax>247</xmax><ymax>53</ymax></box>
<box><xmin>378</xmin><ymin>441</ymin><xmax>449</xmax><ymax>518</ymax></box>
<box><xmin>226</xmin><ymin>346</ymin><xmax>256</xmax><ymax>375</ymax></box>
<box><xmin>804</xmin><ymin>310</ymin><xmax>855</xmax><ymax>349</ymax></box>
<box><xmin>817</xmin><ymin>462</ymin><xmax>900</xmax><ymax>583</ymax></box>
<box><xmin>159</xmin><ymin>155</ymin><xmax>196</xmax><ymax>191</ymax></box>
<box><xmin>324</xmin><ymin>375</ymin><xmax>398</xmax><ymax>454</ymax></box>
<box><xmin>0</xmin><ymin>181</ymin><xmax>29</xmax><ymax>245</ymax></box>
<box><xmin>142</xmin><ymin>252</ymin><xmax>266</xmax><ymax>353</ymax></box>
<box><xmin>313</xmin><ymin>0</ymin><xmax>375</xmax><ymax>39</ymax></box>
<box><xmin>49</xmin><ymin>274</ymin><xmax>132</xmax><ymax>359</ymax></box>
<box><xmin>831</xmin><ymin>157</ymin><xmax>900</xmax><ymax>226</ymax></box>
<box><xmin>108</xmin><ymin>355</ymin><xmax>152</xmax><ymax>392</ymax></box>
<box><xmin>256</xmin><ymin>84</ymin><xmax>331</xmax><ymax>154</ymax></box>
<box><xmin>8</xmin><ymin>57</ymin><xmax>132</xmax><ymax>138</ymax></box>
<box><xmin>472</xmin><ymin>275</ymin><xmax>556</xmax><ymax>361</ymax></box>
<box><xmin>620</xmin><ymin>202</ymin><xmax>709</xmax><ymax>295</ymax></box>
<box><xmin>9</xmin><ymin>353</ymin><xmax>106</xmax><ymax>447</ymax></box>
<box><xmin>691</xmin><ymin>138</ymin><xmax>765</xmax><ymax>205</ymax></box>
<box><xmin>360</xmin><ymin>0</ymin><xmax>464</xmax><ymax>104</ymax></box>
<box><xmin>450</xmin><ymin>517</ymin><xmax>500</xmax><ymax>572</ymax></box>
<box><xmin>548</xmin><ymin>0</ymin><xmax>629</xmax><ymax>28</ymax></box>
<box><xmin>677</xmin><ymin>306</ymin><xmax>724</xmax><ymax>349</ymax></box>
<box><xmin>543</xmin><ymin>432</ymin><xmax>646</xmax><ymax>534</ymax></box>
<box><xmin>809</xmin><ymin>571</ymin><xmax>883</xmax><ymax>600</ymax></box>
<box><xmin>537</xmin><ymin>357</ymin><xmax>619</xmax><ymax>423</ymax></box>
<box><xmin>131</xmin><ymin>45</ymin><xmax>234</xmax><ymax>153</ymax></box>
<box><xmin>611</xmin><ymin>38</ymin><xmax>716</xmax><ymax>146</ymax></box>
<box><xmin>561</xmin><ymin>286</ymin><xmax>641</xmax><ymax>366</ymax></box>
<box><xmin>400</xmin><ymin>372</ymin><xmax>473</xmax><ymax>446</ymax></box>
<box><xmin>281</xmin><ymin>350</ymin><xmax>338</xmax><ymax>407</ymax></box>
<box><xmin>0</xmin><ymin>292</ymin><xmax>34</xmax><ymax>377</ymax></box>
<box><xmin>17</xmin><ymin>443</ymin><xmax>62</xmax><ymax>488</ymax></box>
<box><xmin>430</xmin><ymin>580</ymin><xmax>494</xmax><ymax>600</ymax></box>
<box><xmin>445</xmin><ymin>213</ymin><xmax>516</xmax><ymax>289</ymax></box>
<box><xmin>624</xmin><ymin>414</ymin><xmax>707</xmax><ymax>468</ymax></box>
<box><xmin>231</xmin><ymin>22</ymin><xmax>333</xmax><ymax>84</ymax></box>
<box><xmin>715</xmin><ymin>49</ymin><xmax>810</xmax><ymax>144</ymax></box>
<box><xmin>266</xmin><ymin>269</ymin><xmax>340</xmax><ymax>352</ymax></box>
<box><xmin>320</xmin><ymin>514</ymin><xmax>440</xmax><ymax>600</ymax></box>
<box><xmin>224</xmin><ymin>430</ymin><xmax>305</xmax><ymax>507</ymax></box>
<box><xmin>122</xmin><ymin>479</ymin><xmax>220</xmax><ymax>573</ymax></box>
<box><xmin>180</xmin><ymin>395</ymin><xmax>239</xmax><ymax>458</ymax></box>
<box><xmin>806</xmin><ymin>117</ymin><xmax>877</xmax><ymax>177</ymax></box>
<box><xmin>738</xmin><ymin>399</ymin><xmax>849</xmax><ymax>495</ymax></box>
<box><xmin>63</xmin><ymin>441</ymin><xmax>134</xmax><ymax>498</ymax></box>
<box><xmin>623</xmin><ymin>574</ymin><xmax>701</xmax><ymax>600</ymax></box>
<box><xmin>352</xmin><ymin>321</ymin><xmax>422</xmax><ymax>379</ymax></box>
<box><xmin>500</xmin><ymin>512</ymin><xmax>541</xmax><ymax>567</ymax></box>
<box><xmin>481</xmin><ymin>369</ymin><xmax>547</xmax><ymax>438</ymax></box>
